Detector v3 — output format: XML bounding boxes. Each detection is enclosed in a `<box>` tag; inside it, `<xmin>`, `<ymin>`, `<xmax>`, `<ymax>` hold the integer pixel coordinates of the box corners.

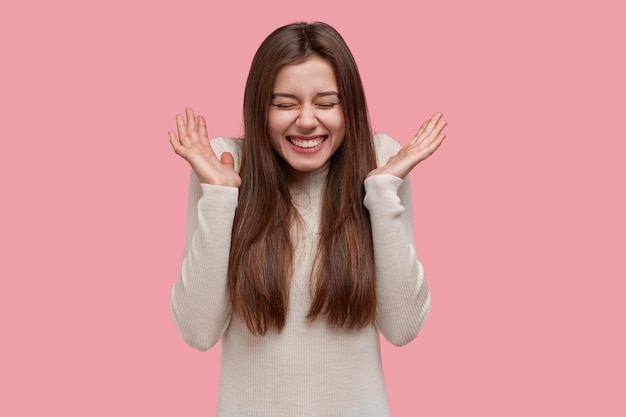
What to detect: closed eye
<box><xmin>272</xmin><ymin>103</ymin><xmax>299</xmax><ymax>110</ymax></box>
<box><xmin>315</xmin><ymin>102</ymin><xmax>340</xmax><ymax>109</ymax></box>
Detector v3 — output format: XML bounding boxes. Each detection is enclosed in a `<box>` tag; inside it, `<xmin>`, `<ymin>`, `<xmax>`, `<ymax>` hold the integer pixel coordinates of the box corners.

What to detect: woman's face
<box><xmin>268</xmin><ymin>55</ymin><xmax>345</xmax><ymax>173</ymax></box>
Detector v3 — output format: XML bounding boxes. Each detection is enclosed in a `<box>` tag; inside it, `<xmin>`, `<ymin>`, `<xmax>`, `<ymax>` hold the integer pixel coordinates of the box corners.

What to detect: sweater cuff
<box><xmin>363</xmin><ymin>174</ymin><xmax>404</xmax><ymax>213</ymax></box>
<box><xmin>198</xmin><ymin>183</ymin><xmax>239</xmax><ymax>212</ymax></box>
<box><xmin>364</xmin><ymin>174</ymin><xmax>404</xmax><ymax>193</ymax></box>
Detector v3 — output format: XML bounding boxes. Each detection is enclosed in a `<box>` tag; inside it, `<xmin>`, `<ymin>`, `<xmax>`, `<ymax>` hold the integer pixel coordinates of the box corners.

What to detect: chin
<box><xmin>284</xmin><ymin>157</ymin><xmax>329</xmax><ymax>173</ymax></box>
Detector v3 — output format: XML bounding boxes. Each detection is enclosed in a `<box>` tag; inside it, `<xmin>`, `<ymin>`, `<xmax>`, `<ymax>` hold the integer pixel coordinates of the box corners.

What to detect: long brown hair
<box><xmin>228</xmin><ymin>22</ymin><xmax>377</xmax><ymax>335</ymax></box>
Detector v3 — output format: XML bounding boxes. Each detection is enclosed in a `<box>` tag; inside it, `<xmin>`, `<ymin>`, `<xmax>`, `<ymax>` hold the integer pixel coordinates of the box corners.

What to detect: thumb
<box><xmin>220</xmin><ymin>151</ymin><xmax>235</xmax><ymax>169</ymax></box>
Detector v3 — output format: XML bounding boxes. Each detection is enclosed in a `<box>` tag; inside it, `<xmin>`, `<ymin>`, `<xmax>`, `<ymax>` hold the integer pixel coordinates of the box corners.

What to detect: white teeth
<box><xmin>289</xmin><ymin>136</ymin><xmax>325</xmax><ymax>148</ymax></box>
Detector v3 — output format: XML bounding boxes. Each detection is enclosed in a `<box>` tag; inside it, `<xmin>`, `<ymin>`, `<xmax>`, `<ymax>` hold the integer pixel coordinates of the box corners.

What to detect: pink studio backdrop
<box><xmin>1</xmin><ymin>0</ymin><xmax>624</xmax><ymax>415</ymax></box>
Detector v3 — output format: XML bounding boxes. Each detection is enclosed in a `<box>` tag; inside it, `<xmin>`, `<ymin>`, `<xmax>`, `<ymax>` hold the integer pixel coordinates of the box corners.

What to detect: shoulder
<box><xmin>372</xmin><ymin>133</ymin><xmax>402</xmax><ymax>168</ymax></box>
<box><xmin>210</xmin><ymin>137</ymin><xmax>244</xmax><ymax>172</ymax></box>
<box><xmin>209</xmin><ymin>137</ymin><xmax>243</xmax><ymax>155</ymax></box>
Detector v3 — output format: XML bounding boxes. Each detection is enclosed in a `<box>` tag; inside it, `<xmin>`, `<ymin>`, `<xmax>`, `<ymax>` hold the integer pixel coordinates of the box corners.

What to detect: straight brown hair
<box><xmin>228</xmin><ymin>22</ymin><xmax>377</xmax><ymax>335</ymax></box>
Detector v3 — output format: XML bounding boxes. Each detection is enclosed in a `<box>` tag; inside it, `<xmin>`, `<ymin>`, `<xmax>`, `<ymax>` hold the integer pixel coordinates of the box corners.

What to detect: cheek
<box><xmin>267</xmin><ymin>114</ymin><xmax>278</xmax><ymax>135</ymax></box>
<box><xmin>267</xmin><ymin>113</ymin><xmax>291</xmax><ymax>136</ymax></box>
<box><xmin>267</xmin><ymin>115</ymin><xmax>285</xmax><ymax>152</ymax></box>
<box><xmin>325</xmin><ymin>112</ymin><xmax>346</xmax><ymax>135</ymax></box>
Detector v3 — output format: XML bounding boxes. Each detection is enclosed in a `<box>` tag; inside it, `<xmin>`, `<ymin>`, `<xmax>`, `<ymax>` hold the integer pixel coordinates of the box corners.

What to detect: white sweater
<box><xmin>171</xmin><ymin>134</ymin><xmax>431</xmax><ymax>416</ymax></box>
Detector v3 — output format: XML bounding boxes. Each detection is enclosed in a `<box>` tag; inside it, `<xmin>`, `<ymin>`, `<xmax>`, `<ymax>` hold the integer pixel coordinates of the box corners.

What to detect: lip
<box><xmin>286</xmin><ymin>135</ymin><xmax>328</xmax><ymax>153</ymax></box>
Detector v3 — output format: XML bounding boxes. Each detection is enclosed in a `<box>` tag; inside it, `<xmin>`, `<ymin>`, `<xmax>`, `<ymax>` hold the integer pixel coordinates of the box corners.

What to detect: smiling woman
<box><xmin>268</xmin><ymin>56</ymin><xmax>346</xmax><ymax>172</ymax></box>
<box><xmin>168</xmin><ymin>21</ymin><xmax>446</xmax><ymax>416</ymax></box>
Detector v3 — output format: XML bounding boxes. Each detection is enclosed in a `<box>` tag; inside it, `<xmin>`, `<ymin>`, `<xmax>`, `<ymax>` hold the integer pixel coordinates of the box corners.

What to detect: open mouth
<box><xmin>287</xmin><ymin>135</ymin><xmax>327</xmax><ymax>149</ymax></box>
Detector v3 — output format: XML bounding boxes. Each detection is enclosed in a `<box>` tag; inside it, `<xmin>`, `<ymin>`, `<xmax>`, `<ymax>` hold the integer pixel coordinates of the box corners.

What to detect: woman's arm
<box><xmin>365</xmin><ymin>120</ymin><xmax>446</xmax><ymax>345</ymax></box>
<box><xmin>365</xmin><ymin>168</ymin><xmax>430</xmax><ymax>346</ymax></box>
<box><xmin>168</xmin><ymin>108</ymin><xmax>243</xmax><ymax>351</ymax></box>
<box><xmin>170</xmin><ymin>171</ymin><xmax>238</xmax><ymax>351</ymax></box>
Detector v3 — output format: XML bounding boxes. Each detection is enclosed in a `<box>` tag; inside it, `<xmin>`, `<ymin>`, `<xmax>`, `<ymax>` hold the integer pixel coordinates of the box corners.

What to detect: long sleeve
<box><xmin>170</xmin><ymin>138</ymin><xmax>242</xmax><ymax>351</ymax></box>
<box><xmin>365</xmin><ymin>134</ymin><xmax>431</xmax><ymax>346</ymax></box>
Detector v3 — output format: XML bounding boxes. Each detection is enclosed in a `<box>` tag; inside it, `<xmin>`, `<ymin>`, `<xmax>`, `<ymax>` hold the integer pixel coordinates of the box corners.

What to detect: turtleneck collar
<box><xmin>288</xmin><ymin>160</ymin><xmax>331</xmax><ymax>198</ymax></box>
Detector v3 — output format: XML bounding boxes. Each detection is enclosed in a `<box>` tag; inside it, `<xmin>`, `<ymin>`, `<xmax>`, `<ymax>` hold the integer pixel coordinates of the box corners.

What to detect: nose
<box><xmin>295</xmin><ymin>104</ymin><xmax>318</xmax><ymax>130</ymax></box>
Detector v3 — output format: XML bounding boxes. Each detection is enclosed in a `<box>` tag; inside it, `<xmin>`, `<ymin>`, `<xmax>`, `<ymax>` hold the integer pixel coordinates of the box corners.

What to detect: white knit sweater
<box><xmin>171</xmin><ymin>134</ymin><xmax>431</xmax><ymax>416</ymax></box>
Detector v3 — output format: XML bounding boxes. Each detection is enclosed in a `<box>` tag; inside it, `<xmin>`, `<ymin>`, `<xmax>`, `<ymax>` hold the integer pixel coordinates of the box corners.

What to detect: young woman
<box><xmin>169</xmin><ymin>21</ymin><xmax>446</xmax><ymax>416</ymax></box>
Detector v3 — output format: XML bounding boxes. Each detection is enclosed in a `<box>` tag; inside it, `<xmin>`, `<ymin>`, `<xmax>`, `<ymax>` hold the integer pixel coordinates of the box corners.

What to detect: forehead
<box><xmin>273</xmin><ymin>56</ymin><xmax>338</xmax><ymax>95</ymax></box>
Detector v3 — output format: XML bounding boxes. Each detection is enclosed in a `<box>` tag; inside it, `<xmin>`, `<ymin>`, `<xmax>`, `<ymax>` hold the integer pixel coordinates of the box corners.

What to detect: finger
<box><xmin>198</xmin><ymin>115</ymin><xmax>208</xmax><ymax>140</ymax></box>
<box><xmin>429</xmin><ymin>119</ymin><xmax>448</xmax><ymax>143</ymax></box>
<box><xmin>221</xmin><ymin>151</ymin><xmax>235</xmax><ymax>169</ymax></box>
<box><xmin>411</xmin><ymin>113</ymin><xmax>442</xmax><ymax>145</ymax></box>
<box><xmin>185</xmin><ymin>108</ymin><xmax>196</xmax><ymax>132</ymax></box>
<box><xmin>430</xmin><ymin>118</ymin><xmax>447</xmax><ymax>138</ymax></box>
<box><xmin>417</xmin><ymin>115</ymin><xmax>446</xmax><ymax>146</ymax></box>
<box><xmin>175</xmin><ymin>114</ymin><xmax>188</xmax><ymax>142</ymax></box>
<box><xmin>424</xmin><ymin>133</ymin><xmax>446</xmax><ymax>156</ymax></box>
<box><xmin>411</xmin><ymin>119</ymin><xmax>429</xmax><ymax>143</ymax></box>
<box><xmin>168</xmin><ymin>130</ymin><xmax>182</xmax><ymax>154</ymax></box>
<box><xmin>423</xmin><ymin>113</ymin><xmax>443</xmax><ymax>136</ymax></box>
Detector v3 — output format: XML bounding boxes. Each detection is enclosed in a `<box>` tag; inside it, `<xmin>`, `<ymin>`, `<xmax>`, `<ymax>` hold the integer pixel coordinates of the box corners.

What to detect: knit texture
<box><xmin>171</xmin><ymin>134</ymin><xmax>431</xmax><ymax>416</ymax></box>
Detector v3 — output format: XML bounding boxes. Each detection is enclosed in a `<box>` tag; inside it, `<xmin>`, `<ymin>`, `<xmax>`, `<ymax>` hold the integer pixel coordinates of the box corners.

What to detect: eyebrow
<box><xmin>271</xmin><ymin>91</ymin><xmax>340</xmax><ymax>100</ymax></box>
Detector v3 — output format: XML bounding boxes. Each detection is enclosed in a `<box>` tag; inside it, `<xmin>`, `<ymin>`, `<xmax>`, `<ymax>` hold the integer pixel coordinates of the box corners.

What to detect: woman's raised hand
<box><xmin>368</xmin><ymin>112</ymin><xmax>447</xmax><ymax>179</ymax></box>
<box><xmin>169</xmin><ymin>108</ymin><xmax>242</xmax><ymax>187</ymax></box>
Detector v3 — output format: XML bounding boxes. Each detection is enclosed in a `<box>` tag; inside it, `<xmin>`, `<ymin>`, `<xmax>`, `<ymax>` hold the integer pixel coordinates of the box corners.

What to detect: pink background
<box><xmin>1</xmin><ymin>0</ymin><xmax>624</xmax><ymax>415</ymax></box>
